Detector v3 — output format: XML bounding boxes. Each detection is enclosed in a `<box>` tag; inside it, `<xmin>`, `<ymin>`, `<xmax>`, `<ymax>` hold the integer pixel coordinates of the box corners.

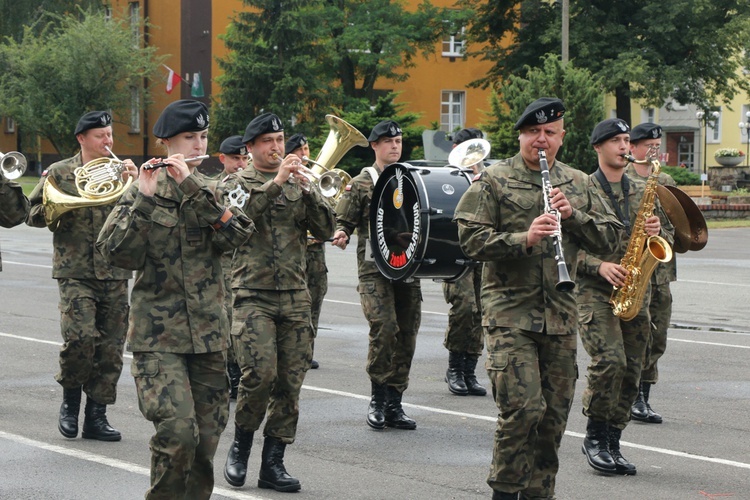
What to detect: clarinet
<box><xmin>538</xmin><ymin>149</ymin><xmax>575</xmax><ymax>292</ymax></box>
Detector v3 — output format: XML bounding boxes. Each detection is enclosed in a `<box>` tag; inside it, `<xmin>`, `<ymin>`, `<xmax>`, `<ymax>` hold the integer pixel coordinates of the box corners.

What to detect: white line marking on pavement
<box><xmin>678</xmin><ymin>279</ymin><xmax>750</xmax><ymax>288</ymax></box>
<box><xmin>670</xmin><ymin>338</ymin><xmax>750</xmax><ymax>349</ymax></box>
<box><xmin>2</xmin><ymin>260</ymin><xmax>52</xmax><ymax>268</ymax></box>
<box><xmin>323</xmin><ymin>298</ymin><xmax>447</xmax><ymax>316</ymax></box>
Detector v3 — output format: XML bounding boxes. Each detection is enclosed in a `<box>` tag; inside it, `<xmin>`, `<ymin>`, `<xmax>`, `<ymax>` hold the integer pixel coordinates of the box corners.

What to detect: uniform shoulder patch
<box><xmin>345</xmin><ymin>184</ymin><xmax>352</xmax><ymax>191</ymax></box>
<box><xmin>42</xmin><ymin>169</ymin><xmax>48</xmax><ymax>177</ymax></box>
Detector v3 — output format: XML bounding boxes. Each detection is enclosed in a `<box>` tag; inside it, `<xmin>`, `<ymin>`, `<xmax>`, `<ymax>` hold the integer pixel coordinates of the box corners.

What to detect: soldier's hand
<box><xmin>526</xmin><ymin>212</ymin><xmax>559</xmax><ymax>248</ymax></box>
<box><xmin>163</xmin><ymin>154</ymin><xmax>191</xmax><ymax>185</ymax></box>
<box><xmin>139</xmin><ymin>161</ymin><xmax>159</xmax><ymax>197</ymax></box>
<box><xmin>121</xmin><ymin>159</ymin><xmax>139</xmax><ymax>181</ymax></box>
<box><xmin>549</xmin><ymin>187</ymin><xmax>573</xmax><ymax>220</ymax></box>
<box><xmin>599</xmin><ymin>261</ymin><xmax>628</xmax><ymax>287</ymax></box>
<box><xmin>332</xmin><ymin>230</ymin><xmax>349</xmax><ymax>250</ymax></box>
<box><xmin>644</xmin><ymin>215</ymin><xmax>661</xmax><ymax>236</ymax></box>
<box><xmin>274</xmin><ymin>154</ymin><xmax>301</xmax><ymax>186</ymax></box>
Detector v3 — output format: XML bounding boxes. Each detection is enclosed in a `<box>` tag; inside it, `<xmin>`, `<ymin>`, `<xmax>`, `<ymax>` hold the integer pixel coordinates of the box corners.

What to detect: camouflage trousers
<box><xmin>306</xmin><ymin>242</ymin><xmax>329</xmax><ymax>338</ymax></box>
<box><xmin>642</xmin><ymin>283</ymin><xmax>673</xmax><ymax>384</ymax></box>
<box><xmin>485</xmin><ymin>327</ymin><xmax>577</xmax><ymax>499</ymax></box>
<box><xmin>56</xmin><ymin>278</ymin><xmax>129</xmax><ymax>404</ymax></box>
<box><xmin>442</xmin><ymin>266</ymin><xmax>483</xmax><ymax>355</ymax></box>
<box><xmin>358</xmin><ymin>274</ymin><xmax>421</xmax><ymax>392</ymax></box>
<box><xmin>131</xmin><ymin>351</ymin><xmax>229</xmax><ymax>500</ymax></box>
<box><xmin>232</xmin><ymin>288</ymin><xmax>313</xmax><ymax>443</ymax></box>
<box><xmin>579</xmin><ymin>303</ymin><xmax>650</xmax><ymax>428</ymax></box>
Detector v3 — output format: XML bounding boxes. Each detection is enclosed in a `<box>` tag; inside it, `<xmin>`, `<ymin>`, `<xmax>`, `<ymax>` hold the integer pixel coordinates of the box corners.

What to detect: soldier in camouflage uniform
<box><xmin>0</xmin><ymin>168</ymin><xmax>30</xmax><ymax>270</ymax></box>
<box><xmin>27</xmin><ymin>111</ymin><xmax>138</xmax><ymax>442</ymax></box>
<box><xmin>220</xmin><ymin>113</ymin><xmax>335</xmax><ymax>493</ymax></box>
<box><xmin>454</xmin><ymin>98</ymin><xmax>622</xmax><ymax>500</ymax></box>
<box><xmin>626</xmin><ymin>123</ymin><xmax>675</xmax><ymax>424</ymax></box>
<box><xmin>287</xmin><ymin>133</ymin><xmax>324</xmax><ymax>370</ymax></box>
<box><xmin>332</xmin><ymin>120</ymin><xmax>423</xmax><ymax>432</ymax></box>
<box><xmin>577</xmin><ymin>119</ymin><xmax>674</xmax><ymax>477</ymax></box>
<box><xmin>443</xmin><ymin>127</ymin><xmax>487</xmax><ymax>397</ymax></box>
<box><xmin>97</xmin><ymin>100</ymin><xmax>254</xmax><ymax>500</ymax></box>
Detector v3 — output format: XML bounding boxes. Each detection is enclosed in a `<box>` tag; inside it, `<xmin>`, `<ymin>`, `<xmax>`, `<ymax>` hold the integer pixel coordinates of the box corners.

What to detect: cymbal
<box><xmin>656</xmin><ymin>185</ymin><xmax>691</xmax><ymax>253</ymax></box>
<box><xmin>664</xmin><ymin>185</ymin><xmax>708</xmax><ymax>252</ymax></box>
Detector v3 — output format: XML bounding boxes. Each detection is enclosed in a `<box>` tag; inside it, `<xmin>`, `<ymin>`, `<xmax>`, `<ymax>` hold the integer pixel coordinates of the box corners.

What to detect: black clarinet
<box><xmin>538</xmin><ymin>149</ymin><xmax>575</xmax><ymax>292</ymax></box>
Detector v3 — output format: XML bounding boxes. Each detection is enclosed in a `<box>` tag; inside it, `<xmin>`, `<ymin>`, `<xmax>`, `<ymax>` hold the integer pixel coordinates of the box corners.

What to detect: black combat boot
<box><xmin>81</xmin><ymin>398</ymin><xmax>121</xmax><ymax>441</ymax></box>
<box><xmin>608</xmin><ymin>426</ymin><xmax>637</xmax><ymax>475</ymax></box>
<box><xmin>384</xmin><ymin>386</ymin><xmax>417</xmax><ymax>430</ymax></box>
<box><xmin>463</xmin><ymin>353</ymin><xmax>487</xmax><ymax>396</ymax></box>
<box><xmin>258</xmin><ymin>436</ymin><xmax>301</xmax><ymax>492</ymax></box>
<box><xmin>367</xmin><ymin>381</ymin><xmax>387</xmax><ymax>430</ymax></box>
<box><xmin>227</xmin><ymin>361</ymin><xmax>242</xmax><ymax>401</ymax></box>
<box><xmin>630</xmin><ymin>382</ymin><xmax>649</xmax><ymax>422</ymax></box>
<box><xmin>581</xmin><ymin>418</ymin><xmax>616</xmax><ymax>473</ymax></box>
<box><xmin>224</xmin><ymin>424</ymin><xmax>254</xmax><ymax>487</ymax></box>
<box><xmin>58</xmin><ymin>387</ymin><xmax>82</xmax><ymax>438</ymax></box>
<box><xmin>310</xmin><ymin>359</ymin><xmax>320</xmax><ymax>369</ymax></box>
<box><xmin>445</xmin><ymin>351</ymin><xmax>468</xmax><ymax>395</ymax></box>
<box><xmin>492</xmin><ymin>491</ymin><xmax>519</xmax><ymax>500</ymax></box>
<box><xmin>642</xmin><ymin>383</ymin><xmax>663</xmax><ymax>424</ymax></box>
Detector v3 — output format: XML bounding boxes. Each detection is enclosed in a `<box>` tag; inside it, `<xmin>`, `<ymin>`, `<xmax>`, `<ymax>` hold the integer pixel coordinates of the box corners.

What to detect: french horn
<box><xmin>0</xmin><ymin>151</ymin><xmax>27</xmax><ymax>180</ymax></box>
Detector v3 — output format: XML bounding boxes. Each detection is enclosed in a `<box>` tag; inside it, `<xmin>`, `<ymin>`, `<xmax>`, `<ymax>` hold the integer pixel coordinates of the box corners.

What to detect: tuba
<box><xmin>610</xmin><ymin>152</ymin><xmax>673</xmax><ymax>321</ymax></box>
<box><xmin>43</xmin><ymin>156</ymin><xmax>132</xmax><ymax>226</ymax></box>
<box><xmin>1</xmin><ymin>151</ymin><xmax>27</xmax><ymax>180</ymax></box>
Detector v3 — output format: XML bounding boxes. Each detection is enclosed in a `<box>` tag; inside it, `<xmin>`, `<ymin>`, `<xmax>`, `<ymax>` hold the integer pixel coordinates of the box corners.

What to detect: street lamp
<box><xmin>696</xmin><ymin>110</ymin><xmax>720</xmax><ymax>198</ymax></box>
<box><xmin>739</xmin><ymin>111</ymin><xmax>750</xmax><ymax>168</ymax></box>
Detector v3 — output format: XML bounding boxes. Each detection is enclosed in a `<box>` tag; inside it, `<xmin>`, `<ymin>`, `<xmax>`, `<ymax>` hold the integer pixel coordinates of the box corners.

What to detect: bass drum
<box><xmin>369</xmin><ymin>162</ymin><xmax>475</xmax><ymax>282</ymax></box>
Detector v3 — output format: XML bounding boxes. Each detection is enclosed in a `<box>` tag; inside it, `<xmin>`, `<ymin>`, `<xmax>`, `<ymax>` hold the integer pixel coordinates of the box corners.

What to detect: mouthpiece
<box><xmin>620</xmin><ymin>154</ymin><xmax>636</xmax><ymax>162</ymax></box>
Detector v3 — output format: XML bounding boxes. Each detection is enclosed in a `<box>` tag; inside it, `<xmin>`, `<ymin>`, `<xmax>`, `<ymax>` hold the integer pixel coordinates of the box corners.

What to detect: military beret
<box><xmin>74</xmin><ymin>111</ymin><xmax>112</xmax><ymax>136</ymax></box>
<box><xmin>514</xmin><ymin>98</ymin><xmax>566</xmax><ymax>130</ymax></box>
<box><xmin>590</xmin><ymin>118</ymin><xmax>631</xmax><ymax>145</ymax></box>
<box><xmin>284</xmin><ymin>133</ymin><xmax>308</xmax><ymax>156</ymax></box>
<box><xmin>242</xmin><ymin>112</ymin><xmax>284</xmax><ymax>143</ymax></box>
<box><xmin>219</xmin><ymin>135</ymin><xmax>247</xmax><ymax>155</ymax></box>
<box><xmin>153</xmin><ymin>100</ymin><xmax>209</xmax><ymax>139</ymax></box>
<box><xmin>451</xmin><ymin>127</ymin><xmax>483</xmax><ymax>145</ymax></box>
<box><xmin>630</xmin><ymin>123</ymin><xmax>663</xmax><ymax>142</ymax></box>
<box><xmin>368</xmin><ymin>120</ymin><xmax>402</xmax><ymax>142</ymax></box>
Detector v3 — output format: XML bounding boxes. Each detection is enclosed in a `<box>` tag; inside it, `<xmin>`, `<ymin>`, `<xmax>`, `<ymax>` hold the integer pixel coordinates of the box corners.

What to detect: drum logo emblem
<box><xmin>393</xmin><ymin>169</ymin><xmax>404</xmax><ymax>209</ymax></box>
<box><xmin>442</xmin><ymin>183</ymin><xmax>455</xmax><ymax>195</ymax></box>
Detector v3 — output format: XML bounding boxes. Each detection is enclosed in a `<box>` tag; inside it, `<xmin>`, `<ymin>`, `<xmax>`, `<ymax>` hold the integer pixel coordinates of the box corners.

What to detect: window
<box><xmin>442</xmin><ymin>27</ymin><xmax>465</xmax><ymax>57</ymax></box>
<box><xmin>642</xmin><ymin>108</ymin><xmax>655</xmax><ymax>124</ymax></box>
<box><xmin>129</xmin><ymin>2</ymin><xmax>140</xmax><ymax>47</ymax></box>
<box><xmin>708</xmin><ymin>109</ymin><xmax>721</xmax><ymax>143</ymax></box>
<box><xmin>677</xmin><ymin>136</ymin><xmax>694</xmax><ymax>169</ymax></box>
<box><xmin>440</xmin><ymin>91</ymin><xmax>465</xmax><ymax>132</ymax></box>
<box><xmin>4</xmin><ymin>116</ymin><xmax>15</xmax><ymax>134</ymax></box>
<box><xmin>130</xmin><ymin>87</ymin><xmax>141</xmax><ymax>133</ymax></box>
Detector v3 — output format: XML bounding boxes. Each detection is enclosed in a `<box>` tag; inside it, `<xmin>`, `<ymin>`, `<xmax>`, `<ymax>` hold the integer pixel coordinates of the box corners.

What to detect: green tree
<box><xmin>0</xmin><ymin>0</ymin><xmax>103</xmax><ymax>41</ymax></box>
<box><xmin>0</xmin><ymin>8</ymin><xmax>163</xmax><ymax>157</ymax></box>
<box><xmin>462</xmin><ymin>0</ymin><xmax>750</xmax><ymax>122</ymax></box>
<box><xmin>482</xmin><ymin>54</ymin><xmax>604</xmax><ymax>172</ymax></box>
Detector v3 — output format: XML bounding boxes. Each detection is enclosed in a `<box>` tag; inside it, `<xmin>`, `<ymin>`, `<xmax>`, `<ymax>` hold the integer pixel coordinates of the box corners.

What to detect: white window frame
<box><xmin>440</xmin><ymin>91</ymin><xmax>465</xmax><ymax>133</ymax></box>
<box><xmin>130</xmin><ymin>86</ymin><xmax>141</xmax><ymax>133</ymax></box>
<box><xmin>708</xmin><ymin>109</ymin><xmax>721</xmax><ymax>144</ymax></box>
<box><xmin>5</xmin><ymin>117</ymin><xmax>15</xmax><ymax>134</ymax></box>
<box><xmin>442</xmin><ymin>26</ymin><xmax>465</xmax><ymax>57</ymax></box>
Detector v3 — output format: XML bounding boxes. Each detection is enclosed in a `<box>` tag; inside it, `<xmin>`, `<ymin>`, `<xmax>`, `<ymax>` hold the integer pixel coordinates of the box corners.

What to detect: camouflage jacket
<box><xmin>454</xmin><ymin>153</ymin><xmax>623</xmax><ymax>336</ymax></box>
<box><xmin>220</xmin><ymin>166</ymin><xmax>335</xmax><ymax>291</ymax></box>
<box><xmin>96</xmin><ymin>171</ymin><xmax>255</xmax><ymax>353</ymax></box>
<box><xmin>577</xmin><ymin>172</ymin><xmax>675</xmax><ymax>307</ymax></box>
<box><xmin>626</xmin><ymin>164</ymin><xmax>677</xmax><ymax>285</ymax></box>
<box><xmin>0</xmin><ymin>177</ymin><xmax>30</xmax><ymax>271</ymax></box>
<box><xmin>335</xmin><ymin>163</ymin><xmax>381</xmax><ymax>278</ymax></box>
<box><xmin>26</xmin><ymin>154</ymin><xmax>131</xmax><ymax>280</ymax></box>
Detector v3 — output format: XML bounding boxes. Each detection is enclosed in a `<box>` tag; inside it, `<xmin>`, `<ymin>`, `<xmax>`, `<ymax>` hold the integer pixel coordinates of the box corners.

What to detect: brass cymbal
<box><xmin>656</xmin><ymin>185</ymin><xmax>691</xmax><ymax>253</ymax></box>
<box><xmin>664</xmin><ymin>185</ymin><xmax>708</xmax><ymax>252</ymax></box>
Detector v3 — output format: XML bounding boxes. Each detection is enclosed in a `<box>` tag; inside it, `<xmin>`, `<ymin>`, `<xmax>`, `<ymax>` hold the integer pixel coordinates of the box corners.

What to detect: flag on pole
<box><xmin>164</xmin><ymin>65</ymin><xmax>182</xmax><ymax>94</ymax></box>
<box><xmin>191</xmin><ymin>72</ymin><xmax>205</xmax><ymax>98</ymax></box>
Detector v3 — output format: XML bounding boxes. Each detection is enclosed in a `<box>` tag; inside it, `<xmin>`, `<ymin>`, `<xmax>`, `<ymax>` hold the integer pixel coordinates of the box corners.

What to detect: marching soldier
<box><xmin>454</xmin><ymin>98</ymin><xmax>622</xmax><ymax>499</ymax></box>
<box><xmin>218</xmin><ymin>135</ymin><xmax>250</xmax><ymax>177</ymax></box>
<box><xmin>221</xmin><ymin>113</ymin><xmax>335</xmax><ymax>492</ymax></box>
<box><xmin>0</xmin><ymin>166</ymin><xmax>30</xmax><ymax>270</ymax></box>
<box><xmin>27</xmin><ymin>111</ymin><xmax>138</xmax><ymax>442</ymax></box>
<box><xmin>332</xmin><ymin>120</ymin><xmax>422</xmax><ymax>431</ymax></box>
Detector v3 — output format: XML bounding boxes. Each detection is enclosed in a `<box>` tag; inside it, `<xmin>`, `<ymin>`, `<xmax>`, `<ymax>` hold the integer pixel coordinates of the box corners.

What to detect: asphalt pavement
<box><xmin>1</xmin><ymin>224</ymin><xmax>749</xmax><ymax>500</ymax></box>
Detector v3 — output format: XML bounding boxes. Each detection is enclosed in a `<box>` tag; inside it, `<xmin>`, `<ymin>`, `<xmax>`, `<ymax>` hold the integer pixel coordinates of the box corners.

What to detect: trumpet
<box><xmin>1</xmin><ymin>151</ymin><xmax>27</xmax><ymax>180</ymax></box>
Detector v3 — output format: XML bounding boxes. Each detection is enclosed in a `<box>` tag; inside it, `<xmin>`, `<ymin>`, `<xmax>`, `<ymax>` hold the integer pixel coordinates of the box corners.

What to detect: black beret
<box><xmin>514</xmin><ymin>98</ymin><xmax>566</xmax><ymax>130</ymax></box>
<box><xmin>219</xmin><ymin>135</ymin><xmax>247</xmax><ymax>155</ymax></box>
<box><xmin>153</xmin><ymin>100</ymin><xmax>209</xmax><ymax>139</ymax></box>
<box><xmin>74</xmin><ymin>111</ymin><xmax>112</xmax><ymax>136</ymax></box>
<box><xmin>368</xmin><ymin>120</ymin><xmax>402</xmax><ymax>142</ymax></box>
<box><xmin>284</xmin><ymin>133</ymin><xmax>308</xmax><ymax>156</ymax></box>
<box><xmin>242</xmin><ymin>112</ymin><xmax>284</xmax><ymax>143</ymax></box>
<box><xmin>590</xmin><ymin>118</ymin><xmax>631</xmax><ymax>145</ymax></box>
<box><xmin>451</xmin><ymin>127</ymin><xmax>483</xmax><ymax>145</ymax></box>
<box><xmin>630</xmin><ymin>123</ymin><xmax>662</xmax><ymax>142</ymax></box>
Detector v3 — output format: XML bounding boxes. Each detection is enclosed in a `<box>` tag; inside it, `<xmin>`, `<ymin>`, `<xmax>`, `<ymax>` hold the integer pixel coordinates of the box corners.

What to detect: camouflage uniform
<box><xmin>0</xmin><ymin>175</ymin><xmax>29</xmax><ymax>270</ymax></box>
<box><xmin>220</xmin><ymin>166</ymin><xmax>335</xmax><ymax>443</ymax></box>
<box><xmin>306</xmin><ymin>240</ymin><xmax>328</xmax><ymax>346</ymax></box>
<box><xmin>27</xmin><ymin>154</ymin><xmax>131</xmax><ymax>404</ymax></box>
<box><xmin>96</xmin><ymin>170</ymin><xmax>254</xmax><ymax>500</ymax></box>
<box><xmin>442</xmin><ymin>266</ymin><xmax>483</xmax><ymax>354</ymax></box>
<box><xmin>335</xmin><ymin>164</ymin><xmax>422</xmax><ymax>393</ymax></box>
<box><xmin>577</xmin><ymin>173</ymin><xmax>674</xmax><ymax>429</ymax></box>
<box><xmin>454</xmin><ymin>154</ymin><xmax>622</xmax><ymax>498</ymax></box>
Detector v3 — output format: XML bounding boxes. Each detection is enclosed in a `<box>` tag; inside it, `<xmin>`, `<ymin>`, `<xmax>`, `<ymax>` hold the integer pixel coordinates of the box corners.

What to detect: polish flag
<box><xmin>166</xmin><ymin>67</ymin><xmax>181</xmax><ymax>94</ymax></box>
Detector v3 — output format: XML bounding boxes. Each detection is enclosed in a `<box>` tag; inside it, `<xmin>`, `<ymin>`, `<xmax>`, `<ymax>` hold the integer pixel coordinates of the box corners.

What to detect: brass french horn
<box><xmin>0</xmin><ymin>151</ymin><xmax>27</xmax><ymax>180</ymax></box>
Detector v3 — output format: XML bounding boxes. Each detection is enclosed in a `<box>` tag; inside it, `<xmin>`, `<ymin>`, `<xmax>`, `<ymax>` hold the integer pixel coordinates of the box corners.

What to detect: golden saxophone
<box><xmin>610</xmin><ymin>153</ymin><xmax>673</xmax><ymax>321</ymax></box>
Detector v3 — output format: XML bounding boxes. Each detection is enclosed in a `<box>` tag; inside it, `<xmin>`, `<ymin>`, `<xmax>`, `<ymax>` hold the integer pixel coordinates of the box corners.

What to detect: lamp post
<box><xmin>696</xmin><ymin>110</ymin><xmax>720</xmax><ymax>198</ymax></box>
<box><xmin>739</xmin><ymin>111</ymin><xmax>750</xmax><ymax>168</ymax></box>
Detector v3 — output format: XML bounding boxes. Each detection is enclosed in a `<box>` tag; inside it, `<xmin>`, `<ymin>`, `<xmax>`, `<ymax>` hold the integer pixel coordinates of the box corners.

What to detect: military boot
<box><xmin>258</xmin><ymin>436</ymin><xmax>301</xmax><ymax>492</ymax></box>
<box><xmin>463</xmin><ymin>353</ymin><xmax>487</xmax><ymax>396</ymax></box>
<box><xmin>608</xmin><ymin>426</ymin><xmax>637</xmax><ymax>475</ymax></box>
<box><xmin>630</xmin><ymin>382</ymin><xmax>649</xmax><ymax>422</ymax></box>
<box><xmin>384</xmin><ymin>386</ymin><xmax>417</xmax><ymax>430</ymax></box>
<box><xmin>642</xmin><ymin>383</ymin><xmax>663</xmax><ymax>424</ymax></box>
<box><xmin>367</xmin><ymin>381</ymin><xmax>387</xmax><ymax>430</ymax></box>
<box><xmin>445</xmin><ymin>351</ymin><xmax>468</xmax><ymax>395</ymax></box>
<box><xmin>81</xmin><ymin>398</ymin><xmax>121</xmax><ymax>441</ymax></box>
<box><xmin>227</xmin><ymin>361</ymin><xmax>242</xmax><ymax>401</ymax></box>
<box><xmin>581</xmin><ymin>418</ymin><xmax>616</xmax><ymax>473</ymax></box>
<box><xmin>224</xmin><ymin>424</ymin><xmax>254</xmax><ymax>487</ymax></box>
<box><xmin>58</xmin><ymin>387</ymin><xmax>82</xmax><ymax>438</ymax></box>
<box><xmin>492</xmin><ymin>491</ymin><xmax>519</xmax><ymax>500</ymax></box>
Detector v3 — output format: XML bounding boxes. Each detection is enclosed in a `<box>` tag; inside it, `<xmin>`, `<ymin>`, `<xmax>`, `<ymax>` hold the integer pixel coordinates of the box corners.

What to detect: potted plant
<box><xmin>714</xmin><ymin>148</ymin><xmax>745</xmax><ymax>167</ymax></box>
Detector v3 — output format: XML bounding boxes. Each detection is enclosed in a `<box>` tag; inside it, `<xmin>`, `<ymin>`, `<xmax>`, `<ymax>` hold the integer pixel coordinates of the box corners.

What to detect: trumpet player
<box><xmin>220</xmin><ymin>113</ymin><xmax>335</xmax><ymax>492</ymax></box>
<box><xmin>218</xmin><ymin>135</ymin><xmax>251</xmax><ymax>177</ymax></box>
<box><xmin>0</xmin><ymin>156</ymin><xmax>29</xmax><ymax>271</ymax></box>
<box><xmin>577</xmin><ymin>119</ymin><xmax>674</xmax><ymax>477</ymax></box>
<box><xmin>454</xmin><ymin>98</ymin><xmax>622</xmax><ymax>500</ymax></box>
<box><xmin>26</xmin><ymin>110</ymin><xmax>137</xmax><ymax>442</ymax></box>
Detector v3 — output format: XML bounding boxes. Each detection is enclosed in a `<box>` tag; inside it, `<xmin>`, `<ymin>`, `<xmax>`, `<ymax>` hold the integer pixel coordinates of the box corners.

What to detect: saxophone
<box><xmin>610</xmin><ymin>153</ymin><xmax>673</xmax><ymax>321</ymax></box>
